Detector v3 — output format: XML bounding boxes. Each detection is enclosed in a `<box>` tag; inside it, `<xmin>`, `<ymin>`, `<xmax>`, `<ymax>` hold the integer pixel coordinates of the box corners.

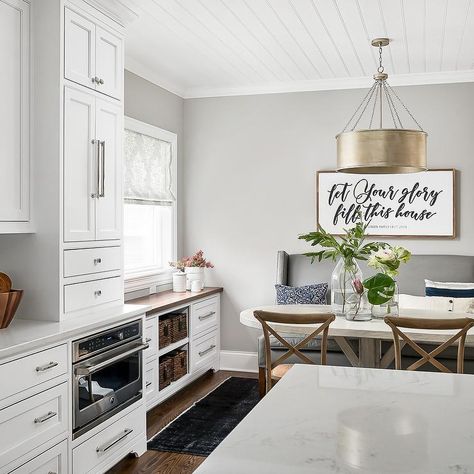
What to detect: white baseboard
<box><xmin>219</xmin><ymin>350</ymin><xmax>258</xmax><ymax>373</ymax></box>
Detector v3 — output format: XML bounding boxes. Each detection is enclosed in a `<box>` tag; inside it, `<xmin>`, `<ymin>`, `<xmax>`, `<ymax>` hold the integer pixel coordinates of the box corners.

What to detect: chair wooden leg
<box><xmin>258</xmin><ymin>367</ymin><xmax>266</xmax><ymax>398</ymax></box>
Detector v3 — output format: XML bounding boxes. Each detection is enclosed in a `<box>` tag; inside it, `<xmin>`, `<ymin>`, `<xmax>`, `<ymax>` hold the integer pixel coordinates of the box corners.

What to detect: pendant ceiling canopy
<box><xmin>336</xmin><ymin>38</ymin><xmax>427</xmax><ymax>174</ymax></box>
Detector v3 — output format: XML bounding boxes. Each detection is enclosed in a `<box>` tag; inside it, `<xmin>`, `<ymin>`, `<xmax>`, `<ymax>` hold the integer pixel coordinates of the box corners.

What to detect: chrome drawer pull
<box><xmin>34</xmin><ymin>411</ymin><xmax>57</xmax><ymax>424</ymax></box>
<box><xmin>36</xmin><ymin>361</ymin><xmax>59</xmax><ymax>372</ymax></box>
<box><xmin>198</xmin><ymin>311</ymin><xmax>216</xmax><ymax>321</ymax></box>
<box><xmin>146</xmin><ymin>381</ymin><xmax>152</xmax><ymax>388</ymax></box>
<box><xmin>94</xmin><ymin>290</ymin><xmax>102</xmax><ymax>297</ymax></box>
<box><xmin>93</xmin><ymin>258</ymin><xmax>102</xmax><ymax>265</ymax></box>
<box><xmin>96</xmin><ymin>428</ymin><xmax>133</xmax><ymax>453</ymax></box>
<box><xmin>199</xmin><ymin>344</ymin><xmax>216</xmax><ymax>357</ymax></box>
<box><xmin>145</xmin><ymin>337</ymin><xmax>152</xmax><ymax>343</ymax></box>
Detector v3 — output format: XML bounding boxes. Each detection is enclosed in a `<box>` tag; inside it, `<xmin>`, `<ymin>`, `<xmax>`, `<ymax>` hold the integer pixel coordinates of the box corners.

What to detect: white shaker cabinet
<box><xmin>0</xmin><ymin>0</ymin><xmax>30</xmax><ymax>231</ymax></box>
<box><xmin>96</xmin><ymin>26</ymin><xmax>123</xmax><ymax>99</ymax></box>
<box><xmin>95</xmin><ymin>97</ymin><xmax>122</xmax><ymax>240</ymax></box>
<box><xmin>65</xmin><ymin>7</ymin><xmax>123</xmax><ymax>100</ymax></box>
<box><xmin>64</xmin><ymin>87</ymin><xmax>96</xmax><ymax>242</ymax></box>
<box><xmin>64</xmin><ymin>87</ymin><xmax>122</xmax><ymax>242</ymax></box>
<box><xmin>64</xmin><ymin>7</ymin><xmax>95</xmax><ymax>90</ymax></box>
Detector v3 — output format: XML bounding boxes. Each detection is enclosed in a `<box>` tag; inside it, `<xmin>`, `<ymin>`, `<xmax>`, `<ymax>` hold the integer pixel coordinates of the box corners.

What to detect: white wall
<box><xmin>183</xmin><ymin>83</ymin><xmax>474</xmax><ymax>352</ymax></box>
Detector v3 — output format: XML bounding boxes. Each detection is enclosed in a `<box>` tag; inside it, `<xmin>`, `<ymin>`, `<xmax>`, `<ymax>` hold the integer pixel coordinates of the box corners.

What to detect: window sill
<box><xmin>124</xmin><ymin>269</ymin><xmax>173</xmax><ymax>294</ymax></box>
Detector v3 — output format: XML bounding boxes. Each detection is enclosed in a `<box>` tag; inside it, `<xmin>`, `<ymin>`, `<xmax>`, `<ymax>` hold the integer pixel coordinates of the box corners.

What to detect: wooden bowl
<box><xmin>0</xmin><ymin>290</ymin><xmax>23</xmax><ymax>329</ymax></box>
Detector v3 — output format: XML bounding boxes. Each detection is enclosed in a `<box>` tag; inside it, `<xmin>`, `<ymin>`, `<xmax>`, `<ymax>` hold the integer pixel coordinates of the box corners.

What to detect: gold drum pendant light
<box><xmin>336</xmin><ymin>38</ymin><xmax>427</xmax><ymax>174</ymax></box>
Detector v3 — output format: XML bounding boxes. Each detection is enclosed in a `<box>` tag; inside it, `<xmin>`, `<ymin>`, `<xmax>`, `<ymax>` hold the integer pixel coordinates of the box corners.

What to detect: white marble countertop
<box><xmin>0</xmin><ymin>303</ymin><xmax>150</xmax><ymax>360</ymax></box>
<box><xmin>197</xmin><ymin>364</ymin><xmax>474</xmax><ymax>474</ymax></box>
<box><xmin>240</xmin><ymin>304</ymin><xmax>474</xmax><ymax>343</ymax></box>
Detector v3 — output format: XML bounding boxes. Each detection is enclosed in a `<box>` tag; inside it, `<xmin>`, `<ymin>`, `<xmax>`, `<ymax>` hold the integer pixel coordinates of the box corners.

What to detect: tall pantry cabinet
<box><xmin>0</xmin><ymin>0</ymin><xmax>126</xmax><ymax>321</ymax></box>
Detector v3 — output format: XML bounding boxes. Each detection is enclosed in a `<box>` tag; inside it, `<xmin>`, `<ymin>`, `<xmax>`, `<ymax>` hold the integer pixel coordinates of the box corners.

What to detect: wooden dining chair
<box><xmin>254</xmin><ymin>310</ymin><xmax>336</xmax><ymax>395</ymax></box>
<box><xmin>384</xmin><ymin>316</ymin><xmax>474</xmax><ymax>373</ymax></box>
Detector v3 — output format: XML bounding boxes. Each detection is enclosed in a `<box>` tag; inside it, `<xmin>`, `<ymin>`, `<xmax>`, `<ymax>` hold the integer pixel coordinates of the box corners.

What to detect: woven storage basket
<box><xmin>170</xmin><ymin>349</ymin><xmax>187</xmax><ymax>381</ymax></box>
<box><xmin>171</xmin><ymin>312</ymin><xmax>188</xmax><ymax>343</ymax></box>
<box><xmin>159</xmin><ymin>357</ymin><xmax>173</xmax><ymax>390</ymax></box>
<box><xmin>159</xmin><ymin>316</ymin><xmax>172</xmax><ymax>349</ymax></box>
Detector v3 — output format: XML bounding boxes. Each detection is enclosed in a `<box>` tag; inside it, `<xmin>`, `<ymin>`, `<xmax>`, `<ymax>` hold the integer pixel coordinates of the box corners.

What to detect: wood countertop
<box><xmin>129</xmin><ymin>287</ymin><xmax>223</xmax><ymax>316</ymax></box>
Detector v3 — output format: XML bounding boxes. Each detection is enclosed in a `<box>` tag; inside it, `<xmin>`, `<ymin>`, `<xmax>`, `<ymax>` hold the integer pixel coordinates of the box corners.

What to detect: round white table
<box><xmin>240</xmin><ymin>304</ymin><xmax>474</xmax><ymax>368</ymax></box>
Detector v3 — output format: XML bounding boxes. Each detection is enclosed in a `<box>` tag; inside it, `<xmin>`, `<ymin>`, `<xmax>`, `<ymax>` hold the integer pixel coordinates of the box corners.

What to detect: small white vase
<box><xmin>184</xmin><ymin>267</ymin><xmax>204</xmax><ymax>290</ymax></box>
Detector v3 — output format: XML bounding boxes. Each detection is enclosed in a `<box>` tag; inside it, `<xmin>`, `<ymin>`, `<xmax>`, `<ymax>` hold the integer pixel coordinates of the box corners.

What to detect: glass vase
<box><xmin>371</xmin><ymin>281</ymin><xmax>399</xmax><ymax>319</ymax></box>
<box><xmin>331</xmin><ymin>258</ymin><xmax>371</xmax><ymax>321</ymax></box>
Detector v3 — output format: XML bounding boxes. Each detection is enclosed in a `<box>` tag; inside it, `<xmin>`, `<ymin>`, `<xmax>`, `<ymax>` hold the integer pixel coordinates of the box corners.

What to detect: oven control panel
<box><xmin>74</xmin><ymin>321</ymin><xmax>141</xmax><ymax>362</ymax></box>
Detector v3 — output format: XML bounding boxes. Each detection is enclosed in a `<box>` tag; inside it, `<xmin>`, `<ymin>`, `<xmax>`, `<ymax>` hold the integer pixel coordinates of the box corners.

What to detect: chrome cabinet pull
<box><xmin>96</xmin><ymin>428</ymin><xmax>133</xmax><ymax>453</ymax></box>
<box><xmin>91</xmin><ymin>139</ymin><xmax>100</xmax><ymax>198</ymax></box>
<box><xmin>98</xmin><ymin>78</ymin><xmax>104</xmax><ymax>85</ymax></box>
<box><xmin>198</xmin><ymin>344</ymin><xmax>216</xmax><ymax>357</ymax></box>
<box><xmin>93</xmin><ymin>258</ymin><xmax>102</xmax><ymax>265</ymax></box>
<box><xmin>146</xmin><ymin>381</ymin><xmax>152</xmax><ymax>388</ymax></box>
<box><xmin>94</xmin><ymin>290</ymin><xmax>102</xmax><ymax>297</ymax></box>
<box><xmin>92</xmin><ymin>76</ymin><xmax>99</xmax><ymax>84</ymax></box>
<box><xmin>98</xmin><ymin>140</ymin><xmax>105</xmax><ymax>198</ymax></box>
<box><xmin>34</xmin><ymin>411</ymin><xmax>57</xmax><ymax>424</ymax></box>
<box><xmin>36</xmin><ymin>361</ymin><xmax>59</xmax><ymax>372</ymax></box>
<box><xmin>198</xmin><ymin>311</ymin><xmax>215</xmax><ymax>321</ymax></box>
<box><xmin>145</xmin><ymin>337</ymin><xmax>152</xmax><ymax>343</ymax></box>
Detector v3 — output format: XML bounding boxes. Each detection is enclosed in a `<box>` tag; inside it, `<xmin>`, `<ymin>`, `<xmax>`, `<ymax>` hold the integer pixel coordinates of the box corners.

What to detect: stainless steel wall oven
<box><xmin>72</xmin><ymin>320</ymin><xmax>148</xmax><ymax>439</ymax></box>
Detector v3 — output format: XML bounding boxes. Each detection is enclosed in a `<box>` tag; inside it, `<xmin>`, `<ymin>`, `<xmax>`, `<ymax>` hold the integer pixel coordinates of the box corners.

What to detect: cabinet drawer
<box><xmin>192</xmin><ymin>330</ymin><xmax>219</xmax><ymax>373</ymax></box>
<box><xmin>10</xmin><ymin>440</ymin><xmax>68</xmax><ymax>474</ymax></box>
<box><xmin>145</xmin><ymin>359</ymin><xmax>158</xmax><ymax>404</ymax></box>
<box><xmin>192</xmin><ymin>297</ymin><xmax>219</xmax><ymax>337</ymax></box>
<box><xmin>0</xmin><ymin>344</ymin><xmax>67</xmax><ymax>403</ymax></box>
<box><xmin>64</xmin><ymin>246</ymin><xmax>121</xmax><ymax>277</ymax></box>
<box><xmin>144</xmin><ymin>317</ymin><xmax>157</xmax><ymax>359</ymax></box>
<box><xmin>64</xmin><ymin>277</ymin><xmax>121</xmax><ymax>313</ymax></box>
<box><xmin>73</xmin><ymin>405</ymin><xmax>145</xmax><ymax>474</ymax></box>
<box><xmin>0</xmin><ymin>383</ymin><xmax>68</xmax><ymax>469</ymax></box>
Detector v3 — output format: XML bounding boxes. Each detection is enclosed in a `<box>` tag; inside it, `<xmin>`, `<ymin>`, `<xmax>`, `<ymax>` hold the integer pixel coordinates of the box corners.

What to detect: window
<box><xmin>123</xmin><ymin>117</ymin><xmax>177</xmax><ymax>291</ymax></box>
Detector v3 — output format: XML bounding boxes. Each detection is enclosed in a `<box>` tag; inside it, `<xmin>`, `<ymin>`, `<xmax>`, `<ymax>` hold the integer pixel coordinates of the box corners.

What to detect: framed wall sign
<box><xmin>316</xmin><ymin>169</ymin><xmax>456</xmax><ymax>238</ymax></box>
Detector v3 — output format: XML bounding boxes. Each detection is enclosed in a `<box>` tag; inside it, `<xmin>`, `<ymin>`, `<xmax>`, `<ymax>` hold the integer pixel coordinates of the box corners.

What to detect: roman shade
<box><xmin>124</xmin><ymin>129</ymin><xmax>175</xmax><ymax>205</ymax></box>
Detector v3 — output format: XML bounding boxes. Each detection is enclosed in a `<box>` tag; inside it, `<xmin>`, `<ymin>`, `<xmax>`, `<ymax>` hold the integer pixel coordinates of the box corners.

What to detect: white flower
<box><xmin>374</xmin><ymin>248</ymin><xmax>396</xmax><ymax>262</ymax></box>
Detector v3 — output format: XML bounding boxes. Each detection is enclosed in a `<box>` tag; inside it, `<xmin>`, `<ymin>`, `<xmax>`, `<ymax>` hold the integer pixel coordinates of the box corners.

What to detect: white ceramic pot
<box><xmin>185</xmin><ymin>267</ymin><xmax>204</xmax><ymax>290</ymax></box>
<box><xmin>172</xmin><ymin>272</ymin><xmax>187</xmax><ymax>292</ymax></box>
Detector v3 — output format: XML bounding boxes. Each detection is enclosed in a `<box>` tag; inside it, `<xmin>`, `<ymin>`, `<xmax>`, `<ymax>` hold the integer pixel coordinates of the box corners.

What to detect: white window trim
<box><xmin>123</xmin><ymin>116</ymin><xmax>178</xmax><ymax>293</ymax></box>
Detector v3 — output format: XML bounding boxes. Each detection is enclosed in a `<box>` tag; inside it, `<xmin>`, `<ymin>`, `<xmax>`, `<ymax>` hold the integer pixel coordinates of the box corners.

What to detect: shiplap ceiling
<box><xmin>124</xmin><ymin>0</ymin><xmax>474</xmax><ymax>98</ymax></box>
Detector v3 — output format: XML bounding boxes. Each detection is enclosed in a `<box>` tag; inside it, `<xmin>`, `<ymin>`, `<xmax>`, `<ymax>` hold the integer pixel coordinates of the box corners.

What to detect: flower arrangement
<box><xmin>170</xmin><ymin>250</ymin><xmax>214</xmax><ymax>272</ymax></box>
<box><xmin>300</xmin><ymin>214</ymin><xmax>412</xmax><ymax>317</ymax></box>
<box><xmin>363</xmin><ymin>245</ymin><xmax>411</xmax><ymax>306</ymax></box>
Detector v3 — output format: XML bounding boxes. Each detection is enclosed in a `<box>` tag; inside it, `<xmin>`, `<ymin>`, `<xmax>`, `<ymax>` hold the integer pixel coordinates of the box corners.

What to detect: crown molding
<box><xmin>182</xmin><ymin>69</ymin><xmax>474</xmax><ymax>99</ymax></box>
<box><xmin>84</xmin><ymin>0</ymin><xmax>139</xmax><ymax>26</ymax></box>
<box><xmin>123</xmin><ymin>58</ymin><xmax>474</xmax><ymax>100</ymax></box>
<box><xmin>125</xmin><ymin>58</ymin><xmax>186</xmax><ymax>98</ymax></box>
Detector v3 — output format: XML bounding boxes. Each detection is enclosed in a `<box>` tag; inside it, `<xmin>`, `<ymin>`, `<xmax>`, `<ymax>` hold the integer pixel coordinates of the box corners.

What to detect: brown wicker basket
<box><xmin>170</xmin><ymin>349</ymin><xmax>187</xmax><ymax>381</ymax></box>
<box><xmin>159</xmin><ymin>357</ymin><xmax>173</xmax><ymax>390</ymax></box>
<box><xmin>159</xmin><ymin>316</ymin><xmax>172</xmax><ymax>349</ymax></box>
<box><xmin>170</xmin><ymin>312</ymin><xmax>188</xmax><ymax>343</ymax></box>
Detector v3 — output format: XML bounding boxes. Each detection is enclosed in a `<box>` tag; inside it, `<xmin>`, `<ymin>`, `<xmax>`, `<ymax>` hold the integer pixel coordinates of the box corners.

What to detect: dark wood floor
<box><xmin>108</xmin><ymin>370</ymin><xmax>257</xmax><ymax>474</ymax></box>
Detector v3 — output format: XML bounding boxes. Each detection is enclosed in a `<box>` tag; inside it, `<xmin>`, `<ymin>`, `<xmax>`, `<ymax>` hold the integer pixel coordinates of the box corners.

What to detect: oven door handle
<box><xmin>75</xmin><ymin>343</ymin><xmax>149</xmax><ymax>376</ymax></box>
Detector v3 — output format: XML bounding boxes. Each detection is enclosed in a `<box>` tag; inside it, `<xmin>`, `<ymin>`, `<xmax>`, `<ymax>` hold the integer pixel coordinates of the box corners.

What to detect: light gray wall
<box><xmin>183</xmin><ymin>83</ymin><xmax>474</xmax><ymax>352</ymax></box>
<box><xmin>124</xmin><ymin>70</ymin><xmax>185</xmax><ymax>256</ymax></box>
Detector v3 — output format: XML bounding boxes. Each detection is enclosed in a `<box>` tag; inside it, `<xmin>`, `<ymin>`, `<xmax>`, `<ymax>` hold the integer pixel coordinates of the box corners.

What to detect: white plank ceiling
<box><xmin>124</xmin><ymin>0</ymin><xmax>474</xmax><ymax>98</ymax></box>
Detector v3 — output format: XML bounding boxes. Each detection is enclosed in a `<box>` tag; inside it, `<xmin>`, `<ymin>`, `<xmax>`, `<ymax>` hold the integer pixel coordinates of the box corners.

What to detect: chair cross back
<box><xmin>384</xmin><ymin>316</ymin><xmax>474</xmax><ymax>373</ymax></box>
<box><xmin>254</xmin><ymin>310</ymin><xmax>335</xmax><ymax>375</ymax></box>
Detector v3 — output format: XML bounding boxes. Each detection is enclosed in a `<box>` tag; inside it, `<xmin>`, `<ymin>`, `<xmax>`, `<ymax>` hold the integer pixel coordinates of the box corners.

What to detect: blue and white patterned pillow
<box><xmin>275</xmin><ymin>283</ymin><xmax>328</xmax><ymax>305</ymax></box>
<box><xmin>425</xmin><ymin>279</ymin><xmax>474</xmax><ymax>298</ymax></box>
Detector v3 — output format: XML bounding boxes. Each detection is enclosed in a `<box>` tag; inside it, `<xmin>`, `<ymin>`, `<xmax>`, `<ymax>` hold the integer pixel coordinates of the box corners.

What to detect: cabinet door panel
<box><xmin>0</xmin><ymin>0</ymin><xmax>29</xmax><ymax>222</ymax></box>
<box><xmin>96</xmin><ymin>26</ymin><xmax>123</xmax><ymax>100</ymax></box>
<box><xmin>95</xmin><ymin>98</ymin><xmax>122</xmax><ymax>240</ymax></box>
<box><xmin>64</xmin><ymin>7</ymin><xmax>96</xmax><ymax>90</ymax></box>
<box><xmin>64</xmin><ymin>87</ymin><xmax>96</xmax><ymax>242</ymax></box>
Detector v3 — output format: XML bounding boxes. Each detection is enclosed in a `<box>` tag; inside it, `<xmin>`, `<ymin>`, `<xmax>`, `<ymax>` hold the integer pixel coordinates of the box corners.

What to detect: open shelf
<box><xmin>158</xmin><ymin>337</ymin><xmax>189</xmax><ymax>357</ymax></box>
